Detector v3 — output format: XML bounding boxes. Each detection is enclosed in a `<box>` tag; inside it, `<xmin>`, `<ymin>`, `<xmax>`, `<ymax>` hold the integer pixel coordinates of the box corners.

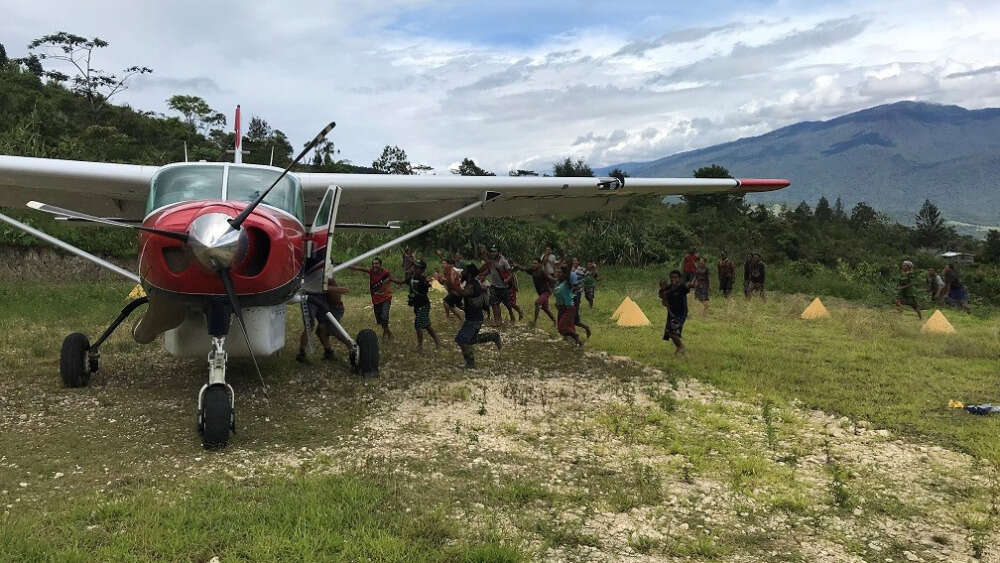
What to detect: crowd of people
<box><xmin>658</xmin><ymin>248</ymin><xmax>768</xmax><ymax>354</ymax></box>
<box><xmin>295</xmin><ymin>243</ymin><xmax>973</xmax><ymax>369</ymax></box>
<box><xmin>297</xmin><ymin>245</ymin><xmax>603</xmax><ymax>369</ymax></box>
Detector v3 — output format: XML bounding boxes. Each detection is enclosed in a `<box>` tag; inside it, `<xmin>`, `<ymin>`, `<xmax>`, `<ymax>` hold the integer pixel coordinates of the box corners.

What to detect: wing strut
<box><xmin>331</xmin><ymin>191</ymin><xmax>501</xmax><ymax>275</ymax></box>
<box><xmin>0</xmin><ymin>210</ymin><xmax>140</xmax><ymax>283</ymax></box>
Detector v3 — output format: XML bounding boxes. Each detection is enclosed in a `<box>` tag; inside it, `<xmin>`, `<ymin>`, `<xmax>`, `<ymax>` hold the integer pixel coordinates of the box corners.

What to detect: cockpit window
<box><xmin>226</xmin><ymin>167</ymin><xmax>304</xmax><ymax>222</ymax></box>
<box><xmin>145</xmin><ymin>164</ymin><xmax>304</xmax><ymax>222</ymax></box>
<box><xmin>147</xmin><ymin>165</ymin><xmax>224</xmax><ymax>213</ymax></box>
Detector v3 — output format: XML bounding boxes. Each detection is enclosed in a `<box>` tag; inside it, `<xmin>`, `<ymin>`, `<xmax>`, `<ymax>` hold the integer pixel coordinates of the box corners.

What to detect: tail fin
<box><xmin>234</xmin><ymin>105</ymin><xmax>242</xmax><ymax>164</ymax></box>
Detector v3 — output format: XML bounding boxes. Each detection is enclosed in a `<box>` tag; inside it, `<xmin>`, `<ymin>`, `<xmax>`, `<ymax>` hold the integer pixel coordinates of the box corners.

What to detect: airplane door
<box><xmin>319</xmin><ymin>186</ymin><xmax>342</xmax><ymax>291</ymax></box>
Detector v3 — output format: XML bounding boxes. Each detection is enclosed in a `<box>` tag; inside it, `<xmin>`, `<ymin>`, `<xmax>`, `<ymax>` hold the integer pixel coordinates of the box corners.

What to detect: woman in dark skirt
<box><xmin>554</xmin><ymin>267</ymin><xmax>583</xmax><ymax>347</ymax></box>
<box><xmin>694</xmin><ymin>257</ymin><xmax>710</xmax><ymax>314</ymax></box>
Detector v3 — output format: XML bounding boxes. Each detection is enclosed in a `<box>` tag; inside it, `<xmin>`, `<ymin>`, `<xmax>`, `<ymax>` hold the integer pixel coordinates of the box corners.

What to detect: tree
<box><xmin>166</xmin><ymin>95</ymin><xmax>225</xmax><ymax>134</ymax></box>
<box><xmin>306</xmin><ymin>139</ymin><xmax>339</xmax><ymax>168</ymax></box>
<box><xmin>833</xmin><ymin>197</ymin><xmax>846</xmax><ymax>220</ymax></box>
<box><xmin>553</xmin><ymin>157</ymin><xmax>593</xmax><ymax>177</ymax></box>
<box><xmin>509</xmin><ymin>169</ymin><xmax>538</xmax><ymax>176</ymax></box>
<box><xmin>983</xmin><ymin>230</ymin><xmax>1000</xmax><ymax>264</ymax></box>
<box><xmin>27</xmin><ymin>32</ymin><xmax>152</xmax><ymax>115</ymax></box>
<box><xmin>246</xmin><ymin>116</ymin><xmax>271</xmax><ymax>142</ymax></box>
<box><xmin>681</xmin><ymin>164</ymin><xmax>744</xmax><ymax>214</ymax></box>
<box><xmin>373</xmin><ymin>145</ymin><xmax>413</xmax><ymax>175</ymax></box>
<box><xmin>22</xmin><ymin>54</ymin><xmax>43</xmax><ymax>77</ymax></box>
<box><xmin>815</xmin><ymin>196</ymin><xmax>833</xmax><ymax>221</ymax></box>
<box><xmin>791</xmin><ymin>201</ymin><xmax>812</xmax><ymax>222</ymax></box>
<box><xmin>452</xmin><ymin>158</ymin><xmax>494</xmax><ymax>176</ymax></box>
<box><xmin>0</xmin><ymin>43</ymin><xmax>7</xmax><ymax>65</ymax></box>
<box><xmin>850</xmin><ymin>201</ymin><xmax>878</xmax><ymax>227</ymax></box>
<box><xmin>914</xmin><ymin>199</ymin><xmax>947</xmax><ymax>248</ymax></box>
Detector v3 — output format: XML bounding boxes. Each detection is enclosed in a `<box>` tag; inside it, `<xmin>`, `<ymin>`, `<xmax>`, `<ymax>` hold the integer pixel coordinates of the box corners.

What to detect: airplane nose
<box><xmin>187</xmin><ymin>213</ymin><xmax>248</xmax><ymax>272</ymax></box>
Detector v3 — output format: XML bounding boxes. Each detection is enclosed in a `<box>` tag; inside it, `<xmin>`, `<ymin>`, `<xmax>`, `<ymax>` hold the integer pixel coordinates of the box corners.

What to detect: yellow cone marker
<box><xmin>128</xmin><ymin>284</ymin><xmax>146</xmax><ymax>299</ymax></box>
<box><xmin>800</xmin><ymin>297</ymin><xmax>830</xmax><ymax>320</ymax></box>
<box><xmin>430</xmin><ymin>279</ymin><xmax>447</xmax><ymax>293</ymax></box>
<box><xmin>611</xmin><ymin>296</ymin><xmax>634</xmax><ymax>321</ymax></box>
<box><xmin>949</xmin><ymin>399</ymin><xmax>964</xmax><ymax>409</ymax></box>
<box><xmin>616</xmin><ymin>298</ymin><xmax>650</xmax><ymax>327</ymax></box>
<box><xmin>921</xmin><ymin>310</ymin><xmax>956</xmax><ymax>334</ymax></box>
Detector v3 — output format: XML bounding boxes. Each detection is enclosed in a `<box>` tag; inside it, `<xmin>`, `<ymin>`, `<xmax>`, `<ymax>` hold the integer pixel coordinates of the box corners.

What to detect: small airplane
<box><xmin>0</xmin><ymin>106</ymin><xmax>789</xmax><ymax>448</ymax></box>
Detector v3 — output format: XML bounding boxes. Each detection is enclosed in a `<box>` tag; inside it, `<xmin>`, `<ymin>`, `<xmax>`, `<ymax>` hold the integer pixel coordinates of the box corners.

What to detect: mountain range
<box><xmin>598</xmin><ymin>101</ymin><xmax>1000</xmax><ymax>228</ymax></box>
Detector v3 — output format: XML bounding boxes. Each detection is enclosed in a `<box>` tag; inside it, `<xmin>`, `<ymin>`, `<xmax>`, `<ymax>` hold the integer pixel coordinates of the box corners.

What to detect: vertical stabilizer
<box><xmin>233</xmin><ymin>105</ymin><xmax>242</xmax><ymax>164</ymax></box>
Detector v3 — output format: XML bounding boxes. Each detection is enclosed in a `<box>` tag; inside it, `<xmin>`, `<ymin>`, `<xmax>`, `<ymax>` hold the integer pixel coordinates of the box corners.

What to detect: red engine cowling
<box><xmin>139</xmin><ymin>201</ymin><xmax>305</xmax><ymax>301</ymax></box>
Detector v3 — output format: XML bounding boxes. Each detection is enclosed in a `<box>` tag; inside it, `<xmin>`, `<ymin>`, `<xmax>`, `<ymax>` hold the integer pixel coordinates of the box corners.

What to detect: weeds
<box><xmin>762</xmin><ymin>399</ymin><xmax>778</xmax><ymax>452</ymax></box>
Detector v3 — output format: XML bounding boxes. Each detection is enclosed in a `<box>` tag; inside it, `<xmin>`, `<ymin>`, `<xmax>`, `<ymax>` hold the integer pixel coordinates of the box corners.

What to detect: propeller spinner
<box><xmin>187</xmin><ymin>213</ymin><xmax>248</xmax><ymax>272</ymax></box>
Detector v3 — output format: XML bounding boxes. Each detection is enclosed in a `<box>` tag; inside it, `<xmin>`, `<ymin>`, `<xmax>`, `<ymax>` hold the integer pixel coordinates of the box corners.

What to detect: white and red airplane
<box><xmin>0</xmin><ymin>107</ymin><xmax>789</xmax><ymax>448</ymax></box>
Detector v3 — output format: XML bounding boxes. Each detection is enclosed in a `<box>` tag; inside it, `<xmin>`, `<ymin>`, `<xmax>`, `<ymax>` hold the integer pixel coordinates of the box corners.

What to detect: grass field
<box><xmin>1</xmin><ymin>267</ymin><xmax>998</xmax><ymax>561</ymax></box>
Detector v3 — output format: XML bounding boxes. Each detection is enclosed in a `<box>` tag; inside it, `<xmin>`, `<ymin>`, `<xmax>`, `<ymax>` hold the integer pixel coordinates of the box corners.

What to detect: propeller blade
<box><xmin>27</xmin><ymin>201</ymin><xmax>189</xmax><ymax>243</ymax></box>
<box><xmin>229</xmin><ymin>121</ymin><xmax>336</xmax><ymax>231</ymax></box>
<box><xmin>219</xmin><ymin>268</ymin><xmax>268</xmax><ymax>397</ymax></box>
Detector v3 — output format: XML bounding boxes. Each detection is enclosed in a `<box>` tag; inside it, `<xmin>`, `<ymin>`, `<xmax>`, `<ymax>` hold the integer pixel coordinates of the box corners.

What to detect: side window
<box><xmin>312</xmin><ymin>188</ymin><xmax>333</xmax><ymax>229</ymax></box>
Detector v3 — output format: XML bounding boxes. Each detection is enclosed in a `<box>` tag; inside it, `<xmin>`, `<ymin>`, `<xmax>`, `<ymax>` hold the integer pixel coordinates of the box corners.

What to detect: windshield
<box><xmin>226</xmin><ymin>167</ymin><xmax>304</xmax><ymax>222</ymax></box>
<box><xmin>147</xmin><ymin>165</ymin><xmax>224</xmax><ymax>213</ymax></box>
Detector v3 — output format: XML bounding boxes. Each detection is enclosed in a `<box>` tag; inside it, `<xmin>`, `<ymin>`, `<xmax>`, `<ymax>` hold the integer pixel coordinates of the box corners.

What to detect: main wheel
<box><xmin>59</xmin><ymin>333</ymin><xmax>91</xmax><ymax>388</ymax></box>
<box><xmin>200</xmin><ymin>385</ymin><xmax>233</xmax><ymax>449</ymax></box>
<box><xmin>356</xmin><ymin>329</ymin><xmax>379</xmax><ymax>377</ymax></box>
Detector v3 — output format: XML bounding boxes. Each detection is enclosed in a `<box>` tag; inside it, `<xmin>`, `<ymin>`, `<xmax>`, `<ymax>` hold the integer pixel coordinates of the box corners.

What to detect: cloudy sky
<box><xmin>3</xmin><ymin>0</ymin><xmax>1000</xmax><ymax>174</ymax></box>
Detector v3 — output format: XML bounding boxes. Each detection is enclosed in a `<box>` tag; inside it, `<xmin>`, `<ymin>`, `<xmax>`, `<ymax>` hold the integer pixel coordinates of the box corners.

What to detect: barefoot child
<box><xmin>583</xmin><ymin>262</ymin><xmax>599</xmax><ymax>308</ymax></box>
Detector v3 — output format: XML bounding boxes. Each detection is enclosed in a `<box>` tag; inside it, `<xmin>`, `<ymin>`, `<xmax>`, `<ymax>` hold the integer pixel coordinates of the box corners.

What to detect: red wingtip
<box><xmin>738</xmin><ymin>178</ymin><xmax>791</xmax><ymax>192</ymax></box>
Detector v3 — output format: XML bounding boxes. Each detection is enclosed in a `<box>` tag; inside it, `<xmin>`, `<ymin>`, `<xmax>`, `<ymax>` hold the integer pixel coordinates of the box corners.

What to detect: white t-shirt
<box><xmin>541</xmin><ymin>253</ymin><xmax>557</xmax><ymax>276</ymax></box>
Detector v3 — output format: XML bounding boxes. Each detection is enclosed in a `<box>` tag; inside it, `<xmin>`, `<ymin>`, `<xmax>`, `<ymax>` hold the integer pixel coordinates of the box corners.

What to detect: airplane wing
<box><xmin>297</xmin><ymin>173</ymin><xmax>790</xmax><ymax>223</ymax></box>
<box><xmin>0</xmin><ymin>155</ymin><xmax>790</xmax><ymax>223</ymax></box>
<box><xmin>0</xmin><ymin>155</ymin><xmax>156</xmax><ymax>220</ymax></box>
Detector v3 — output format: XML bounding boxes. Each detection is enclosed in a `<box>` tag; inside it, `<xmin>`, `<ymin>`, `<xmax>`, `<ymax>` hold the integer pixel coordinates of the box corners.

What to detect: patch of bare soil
<box><xmin>234</xmin><ymin>328</ymin><xmax>1000</xmax><ymax>562</ymax></box>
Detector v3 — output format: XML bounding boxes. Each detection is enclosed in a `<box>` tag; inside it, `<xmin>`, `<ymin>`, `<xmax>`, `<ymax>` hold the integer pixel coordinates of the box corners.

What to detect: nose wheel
<box><xmin>197</xmin><ymin>335</ymin><xmax>235</xmax><ymax>449</ymax></box>
<box><xmin>198</xmin><ymin>384</ymin><xmax>234</xmax><ymax>449</ymax></box>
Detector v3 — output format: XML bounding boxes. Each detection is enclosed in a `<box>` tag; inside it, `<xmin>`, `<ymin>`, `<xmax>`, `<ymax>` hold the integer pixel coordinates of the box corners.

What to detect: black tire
<box><xmin>59</xmin><ymin>333</ymin><xmax>91</xmax><ymax>388</ymax></box>
<box><xmin>200</xmin><ymin>385</ymin><xmax>232</xmax><ymax>449</ymax></box>
<box><xmin>356</xmin><ymin>329</ymin><xmax>379</xmax><ymax>377</ymax></box>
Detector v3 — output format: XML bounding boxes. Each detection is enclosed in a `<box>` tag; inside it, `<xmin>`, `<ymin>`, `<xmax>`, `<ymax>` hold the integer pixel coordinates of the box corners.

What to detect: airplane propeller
<box><xmin>228</xmin><ymin>121</ymin><xmax>336</xmax><ymax>231</ymax></box>
<box><xmin>27</xmin><ymin>201</ymin><xmax>189</xmax><ymax>242</ymax></box>
<box><xmin>219</xmin><ymin>267</ymin><xmax>268</xmax><ymax>397</ymax></box>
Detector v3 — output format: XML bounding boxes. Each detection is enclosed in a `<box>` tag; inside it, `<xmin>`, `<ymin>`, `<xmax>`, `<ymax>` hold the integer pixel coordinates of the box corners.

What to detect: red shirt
<box><xmin>683</xmin><ymin>253</ymin><xmax>699</xmax><ymax>273</ymax></box>
<box><xmin>369</xmin><ymin>268</ymin><xmax>393</xmax><ymax>305</ymax></box>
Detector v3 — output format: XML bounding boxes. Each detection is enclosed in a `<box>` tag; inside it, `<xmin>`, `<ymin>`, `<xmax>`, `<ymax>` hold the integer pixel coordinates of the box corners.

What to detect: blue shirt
<box><xmin>554</xmin><ymin>280</ymin><xmax>574</xmax><ymax>307</ymax></box>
